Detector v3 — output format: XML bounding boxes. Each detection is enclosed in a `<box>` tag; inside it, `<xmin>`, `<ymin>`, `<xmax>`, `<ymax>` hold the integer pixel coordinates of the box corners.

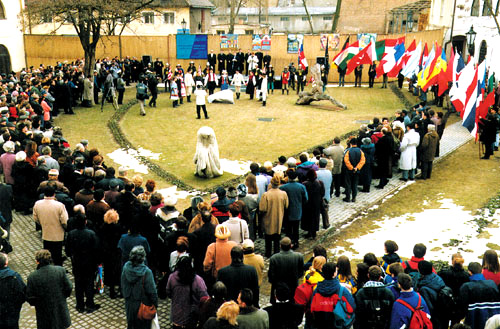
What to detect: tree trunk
<box><xmin>331</xmin><ymin>0</ymin><xmax>342</xmax><ymax>32</ymax></box>
<box><xmin>484</xmin><ymin>0</ymin><xmax>500</xmax><ymax>35</ymax></box>
<box><xmin>302</xmin><ymin>0</ymin><xmax>314</xmax><ymax>34</ymax></box>
<box><xmin>229</xmin><ymin>0</ymin><xmax>235</xmax><ymax>34</ymax></box>
<box><xmin>84</xmin><ymin>46</ymin><xmax>96</xmax><ymax>78</ymax></box>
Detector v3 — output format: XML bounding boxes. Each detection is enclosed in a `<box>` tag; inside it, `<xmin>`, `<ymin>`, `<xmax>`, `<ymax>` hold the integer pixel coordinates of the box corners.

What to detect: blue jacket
<box><xmin>0</xmin><ymin>267</ymin><xmax>26</xmax><ymax>327</ymax></box>
<box><xmin>459</xmin><ymin>273</ymin><xmax>500</xmax><ymax>329</ymax></box>
<box><xmin>416</xmin><ymin>273</ymin><xmax>445</xmax><ymax>314</ymax></box>
<box><xmin>311</xmin><ymin>278</ymin><xmax>356</xmax><ymax>329</ymax></box>
<box><xmin>279</xmin><ymin>182</ymin><xmax>308</xmax><ymax>221</ymax></box>
<box><xmin>390</xmin><ymin>291</ymin><xmax>430</xmax><ymax>329</ymax></box>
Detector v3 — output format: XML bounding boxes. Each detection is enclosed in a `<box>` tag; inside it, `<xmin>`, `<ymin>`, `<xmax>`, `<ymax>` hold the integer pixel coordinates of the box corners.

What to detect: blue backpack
<box><xmin>333</xmin><ymin>287</ymin><xmax>355</xmax><ymax>329</ymax></box>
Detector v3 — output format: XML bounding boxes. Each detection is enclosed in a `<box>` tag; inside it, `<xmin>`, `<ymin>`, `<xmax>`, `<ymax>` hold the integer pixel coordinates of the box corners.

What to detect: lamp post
<box><xmin>181</xmin><ymin>18</ymin><xmax>187</xmax><ymax>34</ymax></box>
<box><xmin>466</xmin><ymin>25</ymin><xmax>476</xmax><ymax>56</ymax></box>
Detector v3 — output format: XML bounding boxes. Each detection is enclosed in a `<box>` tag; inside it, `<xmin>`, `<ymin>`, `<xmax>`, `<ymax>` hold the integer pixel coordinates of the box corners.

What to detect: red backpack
<box><xmin>395</xmin><ymin>295</ymin><xmax>433</xmax><ymax>329</ymax></box>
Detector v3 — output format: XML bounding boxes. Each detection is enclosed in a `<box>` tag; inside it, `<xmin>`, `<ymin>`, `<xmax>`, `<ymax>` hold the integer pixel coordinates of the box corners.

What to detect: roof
<box><xmin>389</xmin><ymin>0</ymin><xmax>431</xmax><ymax>14</ymax></box>
<box><xmin>185</xmin><ymin>0</ymin><xmax>215</xmax><ymax>8</ymax></box>
<box><xmin>213</xmin><ymin>6</ymin><xmax>335</xmax><ymax>16</ymax></box>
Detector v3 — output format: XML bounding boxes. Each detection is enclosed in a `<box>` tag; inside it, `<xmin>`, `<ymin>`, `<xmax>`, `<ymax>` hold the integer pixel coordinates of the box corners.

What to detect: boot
<box><xmin>263</xmin><ymin>100</ymin><xmax>266</xmax><ymax>107</ymax></box>
<box><xmin>180</xmin><ymin>98</ymin><xmax>183</xmax><ymax>104</ymax></box>
<box><xmin>187</xmin><ymin>95</ymin><xmax>191</xmax><ymax>102</ymax></box>
<box><xmin>287</xmin><ymin>90</ymin><xmax>289</xmax><ymax>95</ymax></box>
<box><xmin>282</xmin><ymin>89</ymin><xmax>284</xmax><ymax>95</ymax></box>
<box><xmin>237</xmin><ymin>93</ymin><xmax>240</xmax><ymax>99</ymax></box>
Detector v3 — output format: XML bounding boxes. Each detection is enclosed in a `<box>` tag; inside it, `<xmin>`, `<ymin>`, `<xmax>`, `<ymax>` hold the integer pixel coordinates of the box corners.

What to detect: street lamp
<box><xmin>466</xmin><ymin>25</ymin><xmax>476</xmax><ymax>56</ymax></box>
<box><xmin>407</xmin><ymin>11</ymin><xmax>414</xmax><ymax>32</ymax></box>
<box><xmin>181</xmin><ymin>18</ymin><xmax>187</xmax><ymax>34</ymax></box>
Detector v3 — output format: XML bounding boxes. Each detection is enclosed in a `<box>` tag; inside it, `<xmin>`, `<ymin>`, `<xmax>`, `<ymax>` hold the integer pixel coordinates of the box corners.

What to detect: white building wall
<box><xmin>0</xmin><ymin>0</ymin><xmax>26</xmax><ymax>71</ymax></box>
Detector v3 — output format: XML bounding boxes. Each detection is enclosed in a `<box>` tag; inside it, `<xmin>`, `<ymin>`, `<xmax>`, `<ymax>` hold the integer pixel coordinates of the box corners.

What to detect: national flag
<box><xmin>346</xmin><ymin>41</ymin><xmax>375</xmax><ymax>75</ymax></box>
<box><xmin>332</xmin><ymin>37</ymin><xmax>349</xmax><ymax>64</ymax></box>
<box><xmin>298</xmin><ymin>42</ymin><xmax>308</xmax><ymax>70</ymax></box>
<box><xmin>461</xmin><ymin>67</ymin><xmax>479</xmax><ymax>135</ymax></box>
<box><xmin>388</xmin><ymin>39</ymin><xmax>416</xmax><ymax>78</ymax></box>
<box><xmin>438</xmin><ymin>47</ymin><xmax>454</xmax><ymax>96</ymax></box>
<box><xmin>374</xmin><ymin>40</ymin><xmax>387</xmax><ymax>61</ymax></box>
<box><xmin>420</xmin><ymin>43</ymin><xmax>429</xmax><ymax>67</ymax></box>
<box><xmin>417</xmin><ymin>44</ymin><xmax>436</xmax><ymax>88</ymax></box>
<box><xmin>422</xmin><ymin>46</ymin><xmax>447</xmax><ymax>92</ymax></box>
<box><xmin>377</xmin><ymin>37</ymin><xmax>406</xmax><ymax>77</ymax></box>
<box><xmin>488</xmin><ymin>73</ymin><xmax>495</xmax><ymax>93</ymax></box>
<box><xmin>401</xmin><ymin>41</ymin><xmax>422</xmax><ymax>78</ymax></box>
<box><xmin>324</xmin><ymin>38</ymin><xmax>329</xmax><ymax>73</ymax></box>
<box><xmin>477</xmin><ymin>91</ymin><xmax>496</xmax><ymax>120</ymax></box>
<box><xmin>478</xmin><ymin>61</ymin><xmax>487</xmax><ymax>94</ymax></box>
<box><xmin>336</xmin><ymin>41</ymin><xmax>360</xmax><ymax>70</ymax></box>
<box><xmin>450</xmin><ymin>57</ymin><xmax>476</xmax><ymax>116</ymax></box>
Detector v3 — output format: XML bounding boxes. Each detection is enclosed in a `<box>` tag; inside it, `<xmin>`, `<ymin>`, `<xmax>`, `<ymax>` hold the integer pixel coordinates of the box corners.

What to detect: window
<box><xmin>479</xmin><ymin>40</ymin><xmax>487</xmax><ymax>63</ymax></box>
<box><xmin>301</xmin><ymin>17</ymin><xmax>308</xmax><ymax>21</ymax></box>
<box><xmin>41</xmin><ymin>14</ymin><xmax>53</xmax><ymax>23</ymax></box>
<box><xmin>239</xmin><ymin>16</ymin><xmax>248</xmax><ymax>22</ymax></box>
<box><xmin>0</xmin><ymin>1</ymin><xmax>5</xmax><ymax>20</ymax></box>
<box><xmin>280</xmin><ymin>16</ymin><xmax>290</xmax><ymax>21</ymax></box>
<box><xmin>217</xmin><ymin>16</ymin><xmax>226</xmax><ymax>22</ymax></box>
<box><xmin>143</xmin><ymin>12</ymin><xmax>154</xmax><ymax>24</ymax></box>
<box><xmin>471</xmin><ymin>0</ymin><xmax>480</xmax><ymax>16</ymax></box>
<box><xmin>216</xmin><ymin>30</ymin><xmax>225</xmax><ymax>35</ymax></box>
<box><xmin>496</xmin><ymin>0</ymin><xmax>500</xmax><ymax>15</ymax></box>
<box><xmin>482</xmin><ymin>0</ymin><xmax>492</xmax><ymax>15</ymax></box>
<box><xmin>163</xmin><ymin>12</ymin><xmax>174</xmax><ymax>24</ymax></box>
<box><xmin>323</xmin><ymin>16</ymin><xmax>332</xmax><ymax>20</ymax></box>
<box><xmin>245</xmin><ymin>29</ymin><xmax>253</xmax><ymax>35</ymax></box>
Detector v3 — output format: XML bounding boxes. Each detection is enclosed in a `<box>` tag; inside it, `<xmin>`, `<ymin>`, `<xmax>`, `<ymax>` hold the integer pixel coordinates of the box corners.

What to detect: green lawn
<box><xmin>120</xmin><ymin>86</ymin><xmax>406</xmax><ymax>190</ymax></box>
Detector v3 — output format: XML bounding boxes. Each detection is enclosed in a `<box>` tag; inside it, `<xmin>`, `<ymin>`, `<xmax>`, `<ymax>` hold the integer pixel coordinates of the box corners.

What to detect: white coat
<box><xmin>231</xmin><ymin>73</ymin><xmax>244</xmax><ymax>86</ymax></box>
<box><xmin>260</xmin><ymin>77</ymin><xmax>268</xmax><ymax>101</ymax></box>
<box><xmin>399</xmin><ymin>129</ymin><xmax>420</xmax><ymax>170</ymax></box>
<box><xmin>248</xmin><ymin>55</ymin><xmax>259</xmax><ymax>71</ymax></box>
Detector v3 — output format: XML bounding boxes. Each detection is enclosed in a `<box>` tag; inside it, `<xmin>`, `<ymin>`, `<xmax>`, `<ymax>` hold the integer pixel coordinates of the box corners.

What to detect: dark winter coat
<box><xmin>99</xmin><ymin>222</ymin><xmax>124</xmax><ymax>286</ymax></box>
<box><xmin>280</xmin><ymin>181</ymin><xmax>308</xmax><ymax>221</ymax></box>
<box><xmin>354</xmin><ymin>282</ymin><xmax>395</xmax><ymax>329</ymax></box>
<box><xmin>27</xmin><ymin>264</ymin><xmax>73</xmax><ymax>329</ymax></box>
<box><xmin>301</xmin><ymin>179</ymin><xmax>324</xmax><ymax>233</ymax></box>
<box><xmin>421</xmin><ymin>130</ymin><xmax>439</xmax><ymax>162</ymax></box>
<box><xmin>268</xmin><ymin>250</ymin><xmax>304</xmax><ymax>294</ymax></box>
<box><xmin>0</xmin><ymin>266</ymin><xmax>26</xmax><ymax>327</ymax></box>
<box><xmin>217</xmin><ymin>262</ymin><xmax>259</xmax><ymax>306</ymax></box>
<box><xmin>121</xmin><ymin>262</ymin><xmax>158</xmax><ymax>329</ymax></box>
<box><xmin>264</xmin><ymin>302</ymin><xmax>304</xmax><ymax>329</ymax></box>
<box><xmin>458</xmin><ymin>273</ymin><xmax>500</xmax><ymax>326</ymax></box>
<box><xmin>0</xmin><ymin>183</ymin><xmax>13</xmax><ymax>225</ymax></box>
<box><xmin>66</xmin><ymin>227</ymin><xmax>99</xmax><ymax>274</ymax></box>
<box><xmin>415</xmin><ymin>273</ymin><xmax>446</xmax><ymax>315</ymax></box>
<box><xmin>375</xmin><ymin>134</ymin><xmax>394</xmax><ymax>178</ymax></box>
<box><xmin>203</xmin><ymin>318</ymin><xmax>238</xmax><ymax>329</ymax></box>
<box><xmin>296</xmin><ymin>162</ymin><xmax>318</xmax><ymax>182</ymax></box>
<box><xmin>438</xmin><ymin>265</ymin><xmax>470</xmax><ymax>298</ymax></box>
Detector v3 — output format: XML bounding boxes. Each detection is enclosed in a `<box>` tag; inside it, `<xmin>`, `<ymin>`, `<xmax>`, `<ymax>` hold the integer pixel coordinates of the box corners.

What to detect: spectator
<box><xmin>188</xmin><ymin>201</ymin><xmax>219</xmax><ymax>234</ymax></box>
<box><xmin>121</xmin><ymin>246</ymin><xmax>158</xmax><ymax>329</ymax></box>
<box><xmin>279</xmin><ymin>170</ymin><xmax>307</xmax><ymax>248</ymax></box>
<box><xmin>375</xmin><ymin>128</ymin><xmax>394</xmax><ymax>189</ymax></box>
<box><xmin>236</xmin><ymin>288</ymin><xmax>269</xmax><ymax>329</ymax></box>
<box><xmin>99</xmin><ymin>209</ymin><xmax>124</xmax><ymax>299</ymax></box>
<box><xmin>268</xmin><ymin>237</ymin><xmax>304</xmax><ymax>304</ymax></box>
<box><xmin>212</xmin><ymin>187</ymin><xmax>232</xmax><ymax>224</ymax></box>
<box><xmin>0</xmin><ymin>141</ymin><xmax>17</xmax><ymax>184</ymax></box>
<box><xmin>302</xmin><ymin>169</ymin><xmax>325</xmax><ymax>239</ymax></box>
<box><xmin>118</xmin><ymin>221</ymin><xmax>150</xmax><ymax>267</ymax></box>
<box><xmin>224</xmin><ymin>202</ymin><xmax>249</xmax><ymax>244</ymax></box>
<box><xmin>203</xmin><ymin>300</ymin><xmax>240</xmax><ymax>329</ymax></box>
<box><xmin>27</xmin><ymin>249</ymin><xmax>72</xmax><ymax>329</ymax></box>
<box><xmin>415</xmin><ymin>260</ymin><xmax>446</xmax><ymax>328</ymax></box>
<box><xmin>203</xmin><ymin>225</ymin><xmax>237</xmax><ymax>283</ymax></box>
<box><xmin>419</xmin><ymin>124</ymin><xmax>439</xmax><ymax>180</ymax></box>
<box><xmin>482</xmin><ymin>249</ymin><xmax>500</xmax><ymax>285</ymax></box>
<box><xmin>199</xmin><ymin>281</ymin><xmax>228</xmax><ymax>327</ymax></box>
<box><xmin>337</xmin><ymin>255</ymin><xmax>357</xmax><ymax>295</ymax></box>
<box><xmin>399</xmin><ymin>123</ymin><xmax>420</xmax><ymax>181</ymax></box>
<box><xmin>259</xmin><ymin>176</ymin><xmax>289</xmax><ymax>257</ymax></box>
<box><xmin>242</xmin><ymin>239</ymin><xmax>265</xmax><ymax>286</ymax></box>
<box><xmin>237</xmin><ymin>182</ymin><xmax>259</xmax><ymax>240</ymax></box>
<box><xmin>390</xmin><ymin>273</ymin><xmax>430</xmax><ymax>329</ymax></box>
<box><xmin>343</xmin><ymin>138</ymin><xmax>365</xmax><ymax>202</ymax></box>
<box><xmin>381</xmin><ymin>240</ymin><xmax>402</xmax><ymax>283</ymax></box>
<box><xmin>403</xmin><ymin>243</ymin><xmax>433</xmax><ymax>276</ymax></box>
<box><xmin>266</xmin><ymin>282</ymin><xmax>304</xmax><ymax>329</ymax></box>
<box><xmin>217</xmin><ymin>246</ymin><xmax>259</xmax><ymax>306</ymax></box>
<box><xmin>0</xmin><ymin>252</ymin><xmax>26</xmax><ymax>329</ymax></box>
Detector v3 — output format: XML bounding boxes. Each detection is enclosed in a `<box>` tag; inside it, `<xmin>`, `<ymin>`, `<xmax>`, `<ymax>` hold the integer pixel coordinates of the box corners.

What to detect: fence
<box><xmin>24</xmin><ymin>28</ymin><xmax>444</xmax><ymax>83</ymax></box>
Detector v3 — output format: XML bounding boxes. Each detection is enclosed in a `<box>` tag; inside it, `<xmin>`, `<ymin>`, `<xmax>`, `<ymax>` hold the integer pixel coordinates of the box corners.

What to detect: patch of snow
<box><xmin>107</xmin><ymin>148</ymin><xmax>161</xmax><ymax>174</ymax></box>
<box><xmin>219</xmin><ymin>159</ymin><xmax>253</xmax><ymax>176</ymax></box>
<box><xmin>334</xmin><ymin>199</ymin><xmax>497</xmax><ymax>263</ymax></box>
<box><xmin>157</xmin><ymin>186</ymin><xmax>205</xmax><ymax>200</ymax></box>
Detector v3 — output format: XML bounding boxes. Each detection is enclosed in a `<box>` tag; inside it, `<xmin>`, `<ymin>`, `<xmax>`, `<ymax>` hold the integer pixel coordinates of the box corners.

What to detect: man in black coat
<box><xmin>236</xmin><ymin>49</ymin><xmax>245</xmax><ymax>73</ymax></box>
<box><xmin>217</xmin><ymin>53</ymin><xmax>226</xmax><ymax>74</ymax></box>
<box><xmin>226</xmin><ymin>52</ymin><xmax>235</xmax><ymax>76</ymax></box>
<box><xmin>375</xmin><ymin>128</ymin><xmax>395</xmax><ymax>189</ymax></box>
<box><xmin>355</xmin><ymin>265</ymin><xmax>395</xmax><ymax>329</ymax></box>
<box><xmin>0</xmin><ymin>182</ymin><xmax>13</xmax><ymax>235</ymax></box>
<box><xmin>27</xmin><ymin>249</ymin><xmax>73</xmax><ymax>329</ymax></box>
<box><xmin>268</xmin><ymin>237</ymin><xmax>304</xmax><ymax>304</ymax></box>
<box><xmin>147</xmin><ymin>73</ymin><xmax>158</xmax><ymax>107</ymax></box>
<box><xmin>208</xmin><ymin>50</ymin><xmax>217</xmax><ymax>70</ymax></box>
<box><xmin>65</xmin><ymin>213</ymin><xmax>100</xmax><ymax>313</ymax></box>
<box><xmin>217</xmin><ymin>246</ymin><xmax>260</xmax><ymax>307</ymax></box>
<box><xmin>0</xmin><ymin>252</ymin><xmax>26</xmax><ymax>329</ymax></box>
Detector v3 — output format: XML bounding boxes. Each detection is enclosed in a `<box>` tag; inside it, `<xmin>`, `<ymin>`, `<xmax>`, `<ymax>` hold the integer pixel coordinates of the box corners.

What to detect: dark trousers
<box><xmin>74</xmin><ymin>267</ymin><xmax>96</xmax><ymax>308</ymax></box>
<box><xmin>344</xmin><ymin>171</ymin><xmax>359</xmax><ymax>201</ymax></box>
<box><xmin>43</xmin><ymin>240</ymin><xmax>63</xmax><ymax>266</ymax></box>
<box><xmin>93</xmin><ymin>88</ymin><xmax>99</xmax><ymax>105</ymax></box>
<box><xmin>265</xmin><ymin>234</ymin><xmax>280</xmax><ymax>257</ymax></box>
<box><xmin>379</xmin><ymin>177</ymin><xmax>389</xmax><ymax>187</ymax></box>
<box><xmin>149</xmin><ymin>92</ymin><xmax>158</xmax><ymax>107</ymax></box>
<box><xmin>296</xmin><ymin>81</ymin><xmax>304</xmax><ymax>94</ymax></box>
<box><xmin>332</xmin><ymin>173</ymin><xmax>342</xmax><ymax>196</ymax></box>
<box><xmin>421</xmin><ymin>161</ymin><xmax>433</xmax><ymax>179</ymax></box>
<box><xmin>164</xmin><ymin>80</ymin><xmax>170</xmax><ymax>92</ymax></box>
<box><xmin>287</xmin><ymin>221</ymin><xmax>300</xmax><ymax>245</ymax></box>
<box><xmin>320</xmin><ymin>200</ymin><xmax>329</xmax><ymax>228</ymax></box>
<box><xmin>117</xmin><ymin>89</ymin><xmax>125</xmax><ymax>105</ymax></box>
<box><xmin>355</xmin><ymin>74</ymin><xmax>362</xmax><ymax>87</ymax></box>
<box><xmin>484</xmin><ymin>142</ymin><xmax>495</xmax><ymax>158</ymax></box>
<box><xmin>196</xmin><ymin>105</ymin><xmax>208</xmax><ymax>118</ymax></box>
<box><xmin>369</xmin><ymin>75</ymin><xmax>375</xmax><ymax>87</ymax></box>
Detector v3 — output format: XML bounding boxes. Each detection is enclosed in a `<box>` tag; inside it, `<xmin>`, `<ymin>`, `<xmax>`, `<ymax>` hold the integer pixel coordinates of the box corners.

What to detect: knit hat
<box><xmin>237</xmin><ymin>184</ymin><xmax>247</xmax><ymax>198</ymax></box>
<box><xmin>215</xmin><ymin>224</ymin><xmax>231</xmax><ymax>239</ymax></box>
<box><xmin>362</xmin><ymin>137</ymin><xmax>371</xmax><ymax>145</ymax></box>
<box><xmin>418</xmin><ymin>260</ymin><xmax>433</xmax><ymax>275</ymax></box>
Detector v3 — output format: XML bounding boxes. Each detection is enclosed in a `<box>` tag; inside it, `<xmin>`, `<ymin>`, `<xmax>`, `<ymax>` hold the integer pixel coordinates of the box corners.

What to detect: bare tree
<box><xmin>302</xmin><ymin>0</ymin><xmax>314</xmax><ymax>34</ymax></box>
<box><xmin>25</xmin><ymin>0</ymin><xmax>156</xmax><ymax>76</ymax></box>
<box><xmin>484</xmin><ymin>0</ymin><xmax>500</xmax><ymax>35</ymax></box>
<box><xmin>228</xmin><ymin>0</ymin><xmax>246</xmax><ymax>34</ymax></box>
<box><xmin>331</xmin><ymin>0</ymin><xmax>342</xmax><ymax>32</ymax></box>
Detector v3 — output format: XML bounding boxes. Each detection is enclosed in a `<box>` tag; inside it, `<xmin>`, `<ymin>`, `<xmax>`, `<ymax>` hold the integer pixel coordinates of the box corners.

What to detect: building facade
<box><xmin>0</xmin><ymin>0</ymin><xmax>26</xmax><ymax>73</ymax></box>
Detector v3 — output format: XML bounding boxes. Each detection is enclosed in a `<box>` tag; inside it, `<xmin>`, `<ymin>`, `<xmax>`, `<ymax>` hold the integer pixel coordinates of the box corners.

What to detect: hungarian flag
<box><xmin>488</xmin><ymin>73</ymin><xmax>496</xmax><ymax>93</ymax></box>
<box><xmin>332</xmin><ymin>37</ymin><xmax>350</xmax><ymax>64</ymax></box>
<box><xmin>298</xmin><ymin>42</ymin><xmax>308</xmax><ymax>70</ymax></box>
<box><xmin>376</xmin><ymin>37</ymin><xmax>405</xmax><ymax>77</ymax></box>
<box><xmin>336</xmin><ymin>41</ymin><xmax>360</xmax><ymax>70</ymax></box>
<box><xmin>346</xmin><ymin>41</ymin><xmax>375</xmax><ymax>75</ymax></box>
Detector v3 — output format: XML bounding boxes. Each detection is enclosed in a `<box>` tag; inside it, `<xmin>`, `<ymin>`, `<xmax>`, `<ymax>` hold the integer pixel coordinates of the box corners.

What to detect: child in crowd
<box><xmin>194</xmin><ymin>82</ymin><xmax>208</xmax><ymax>120</ymax></box>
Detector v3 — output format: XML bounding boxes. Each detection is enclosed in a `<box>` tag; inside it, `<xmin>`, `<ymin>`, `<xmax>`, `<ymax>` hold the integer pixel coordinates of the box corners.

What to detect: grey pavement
<box><xmin>8</xmin><ymin>121</ymin><xmax>472</xmax><ymax>328</ymax></box>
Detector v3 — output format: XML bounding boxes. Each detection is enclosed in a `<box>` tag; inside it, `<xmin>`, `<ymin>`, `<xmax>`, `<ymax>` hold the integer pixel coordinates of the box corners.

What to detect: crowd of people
<box><xmin>0</xmin><ymin>55</ymin><xmax>500</xmax><ymax>329</ymax></box>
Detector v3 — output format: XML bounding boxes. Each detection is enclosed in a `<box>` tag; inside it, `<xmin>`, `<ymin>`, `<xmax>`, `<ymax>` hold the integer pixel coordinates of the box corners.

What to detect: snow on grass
<box><xmin>219</xmin><ymin>159</ymin><xmax>252</xmax><ymax>176</ymax></box>
<box><xmin>157</xmin><ymin>186</ymin><xmax>205</xmax><ymax>200</ymax></box>
<box><xmin>332</xmin><ymin>199</ymin><xmax>499</xmax><ymax>263</ymax></box>
<box><xmin>107</xmin><ymin>147</ymin><xmax>161</xmax><ymax>174</ymax></box>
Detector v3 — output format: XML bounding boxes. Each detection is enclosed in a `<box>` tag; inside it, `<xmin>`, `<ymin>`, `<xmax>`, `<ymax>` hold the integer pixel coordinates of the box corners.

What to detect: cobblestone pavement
<box><xmin>9</xmin><ymin>121</ymin><xmax>472</xmax><ymax>328</ymax></box>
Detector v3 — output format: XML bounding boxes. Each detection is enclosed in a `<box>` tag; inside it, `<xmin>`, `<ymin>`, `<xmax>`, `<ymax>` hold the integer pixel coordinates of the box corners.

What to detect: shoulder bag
<box><xmin>137</xmin><ymin>274</ymin><xmax>157</xmax><ymax>320</ymax></box>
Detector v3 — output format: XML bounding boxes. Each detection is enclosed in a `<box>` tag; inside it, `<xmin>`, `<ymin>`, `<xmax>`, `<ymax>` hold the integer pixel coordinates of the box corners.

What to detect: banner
<box><xmin>252</xmin><ymin>34</ymin><xmax>272</xmax><ymax>51</ymax></box>
<box><xmin>176</xmin><ymin>34</ymin><xmax>208</xmax><ymax>59</ymax></box>
<box><xmin>287</xmin><ymin>34</ymin><xmax>304</xmax><ymax>53</ymax></box>
<box><xmin>357</xmin><ymin>33</ymin><xmax>377</xmax><ymax>49</ymax></box>
<box><xmin>320</xmin><ymin>34</ymin><xmax>340</xmax><ymax>50</ymax></box>
<box><xmin>220</xmin><ymin>34</ymin><xmax>239</xmax><ymax>49</ymax></box>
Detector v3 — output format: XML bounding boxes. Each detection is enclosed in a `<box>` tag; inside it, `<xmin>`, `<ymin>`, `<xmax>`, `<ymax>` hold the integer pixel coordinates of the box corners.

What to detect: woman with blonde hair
<box><xmin>132</xmin><ymin>174</ymin><xmax>144</xmax><ymax>196</ymax></box>
<box><xmin>203</xmin><ymin>300</ymin><xmax>240</xmax><ymax>328</ymax></box>
<box><xmin>99</xmin><ymin>209</ymin><xmax>124</xmax><ymax>299</ymax></box>
<box><xmin>483</xmin><ymin>249</ymin><xmax>500</xmax><ymax>285</ymax></box>
<box><xmin>299</xmin><ymin>256</ymin><xmax>326</xmax><ymax>329</ymax></box>
<box><xmin>303</xmin><ymin>256</ymin><xmax>326</xmax><ymax>287</ymax></box>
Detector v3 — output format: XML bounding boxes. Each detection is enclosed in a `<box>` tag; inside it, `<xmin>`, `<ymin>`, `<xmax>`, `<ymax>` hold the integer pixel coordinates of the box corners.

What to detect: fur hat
<box><xmin>197</xmin><ymin>201</ymin><xmax>212</xmax><ymax>212</ymax></box>
<box><xmin>15</xmin><ymin>151</ymin><xmax>26</xmax><ymax>162</ymax></box>
<box><xmin>227</xmin><ymin>187</ymin><xmax>238</xmax><ymax>199</ymax></box>
<box><xmin>3</xmin><ymin>141</ymin><xmax>14</xmax><ymax>153</ymax></box>
<box><xmin>214</xmin><ymin>224</ymin><xmax>231</xmax><ymax>239</ymax></box>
